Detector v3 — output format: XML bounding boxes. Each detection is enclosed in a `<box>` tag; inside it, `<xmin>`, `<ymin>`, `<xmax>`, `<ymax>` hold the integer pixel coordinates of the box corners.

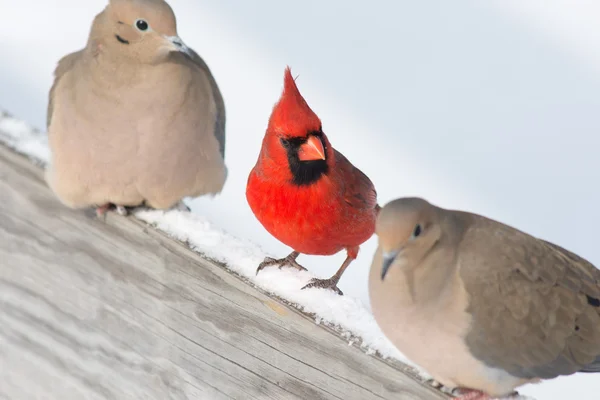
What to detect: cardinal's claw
<box><xmin>301</xmin><ymin>277</ymin><xmax>344</xmax><ymax>296</ymax></box>
<box><xmin>256</xmin><ymin>252</ymin><xmax>307</xmax><ymax>275</ymax></box>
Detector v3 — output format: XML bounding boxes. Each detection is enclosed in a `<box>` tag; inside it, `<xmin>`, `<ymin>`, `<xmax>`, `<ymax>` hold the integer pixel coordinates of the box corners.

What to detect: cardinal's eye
<box><xmin>410</xmin><ymin>224</ymin><xmax>422</xmax><ymax>240</ymax></box>
<box><xmin>280</xmin><ymin>138</ymin><xmax>291</xmax><ymax>148</ymax></box>
<box><xmin>135</xmin><ymin>19</ymin><xmax>149</xmax><ymax>31</ymax></box>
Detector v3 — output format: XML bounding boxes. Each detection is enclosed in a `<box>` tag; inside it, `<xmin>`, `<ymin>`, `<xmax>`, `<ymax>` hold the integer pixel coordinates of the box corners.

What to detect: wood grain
<box><xmin>0</xmin><ymin>142</ymin><xmax>449</xmax><ymax>400</ymax></box>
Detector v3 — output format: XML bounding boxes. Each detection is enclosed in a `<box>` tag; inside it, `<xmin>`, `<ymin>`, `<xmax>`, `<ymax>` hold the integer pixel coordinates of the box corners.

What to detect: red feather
<box><xmin>246</xmin><ymin>67</ymin><xmax>378</xmax><ymax>264</ymax></box>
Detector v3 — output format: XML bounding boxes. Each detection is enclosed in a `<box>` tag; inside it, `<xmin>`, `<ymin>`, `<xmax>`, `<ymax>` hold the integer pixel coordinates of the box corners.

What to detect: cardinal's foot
<box><xmin>302</xmin><ymin>277</ymin><xmax>343</xmax><ymax>295</ymax></box>
<box><xmin>256</xmin><ymin>252</ymin><xmax>307</xmax><ymax>275</ymax></box>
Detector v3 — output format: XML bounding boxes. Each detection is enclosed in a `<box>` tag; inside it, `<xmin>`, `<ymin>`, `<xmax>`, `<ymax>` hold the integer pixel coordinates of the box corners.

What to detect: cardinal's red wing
<box><xmin>333</xmin><ymin>150</ymin><xmax>378</xmax><ymax>210</ymax></box>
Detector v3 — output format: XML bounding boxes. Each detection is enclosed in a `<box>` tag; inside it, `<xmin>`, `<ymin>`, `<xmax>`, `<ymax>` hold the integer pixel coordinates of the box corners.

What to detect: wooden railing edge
<box><xmin>0</xmin><ymin>109</ymin><xmax>453</xmax><ymax>399</ymax></box>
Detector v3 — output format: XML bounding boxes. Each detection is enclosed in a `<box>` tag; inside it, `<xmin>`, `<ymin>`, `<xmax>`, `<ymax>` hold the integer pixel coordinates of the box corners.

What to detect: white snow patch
<box><xmin>0</xmin><ymin>112</ymin><xmax>50</xmax><ymax>164</ymax></box>
<box><xmin>133</xmin><ymin>208</ymin><xmax>410</xmax><ymax>361</ymax></box>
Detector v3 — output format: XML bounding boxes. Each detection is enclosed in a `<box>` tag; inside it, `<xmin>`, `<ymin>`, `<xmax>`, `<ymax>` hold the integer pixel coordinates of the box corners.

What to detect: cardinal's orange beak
<box><xmin>298</xmin><ymin>135</ymin><xmax>326</xmax><ymax>161</ymax></box>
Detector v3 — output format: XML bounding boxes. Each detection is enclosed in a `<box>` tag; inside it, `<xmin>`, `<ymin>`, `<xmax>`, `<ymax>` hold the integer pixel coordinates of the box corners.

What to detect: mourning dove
<box><xmin>46</xmin><ymin>0</ymin><xmax>226</xmax><ymax>216</ymax></box>
<box><xmin>369</xmin><ymin>197</ymin><xmax>600</xmax><ymax>400</ymax></box>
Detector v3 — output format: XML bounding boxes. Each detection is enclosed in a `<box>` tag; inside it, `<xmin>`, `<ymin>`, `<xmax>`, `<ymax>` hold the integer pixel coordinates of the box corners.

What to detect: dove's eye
<box><xmin>410</xmin><ymin>224</ymin><xmax>422</xmax><ymax>240</ymax></box>
<box><xmin>135</xmin><ymin>19</ymin><xmax>149</xmax><ymax>31</ymax></box>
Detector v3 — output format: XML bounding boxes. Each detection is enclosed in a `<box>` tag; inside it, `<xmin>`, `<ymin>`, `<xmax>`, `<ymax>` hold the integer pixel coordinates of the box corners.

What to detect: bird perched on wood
<box><xmin>246</xmin><ymin>67</ymin><xmax>379</xmax><ymax>295</ymax></box>
<box><xmin>369</xmin><ymin>197</ymin><xmax>600</xmax><ymax>400</ymax></box>
<box><xmin>46</xmin><ymin>0</ymin><xmax>226</xmax><ymax>217</ymax></box>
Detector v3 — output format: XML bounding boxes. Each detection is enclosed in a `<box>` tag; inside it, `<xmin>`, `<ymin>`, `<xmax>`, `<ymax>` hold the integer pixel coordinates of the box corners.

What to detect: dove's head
<box><xmin>376</xmin><ymin>197</ymin><xmax>443</xmax><ymax>280</ymax></box>
<box><xmin>90</xmin><ymin>0</ymin><xmax>191</xmax><ymax>64</ymax></box>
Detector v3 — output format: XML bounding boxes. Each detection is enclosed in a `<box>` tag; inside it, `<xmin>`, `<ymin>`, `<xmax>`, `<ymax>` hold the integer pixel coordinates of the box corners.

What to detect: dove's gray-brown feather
<box><xmin>459</xmin><ymin>213</ymin><xmax>600</xmax><ymax>379</ymax></box>
<box><xmin>176</xmin><ymin>48</ymin><xmax>226</xmax><ymax>158</ymax></box>
<box><xmin>581</xmin><ymin>356</ymin><xmax>600</xmax><ymax>372</ymax></box>
<box><xmin>47</xmin><ymin>50</ymin><xmax>83</xmax><ymax>129</ymax></box>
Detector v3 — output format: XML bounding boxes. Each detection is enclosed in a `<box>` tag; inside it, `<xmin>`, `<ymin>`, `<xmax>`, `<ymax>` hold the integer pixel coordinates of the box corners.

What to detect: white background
<box><xmin>1</xmin><ymin>1</ymin><xmax>600</xmax><ymax>398</ymax></box>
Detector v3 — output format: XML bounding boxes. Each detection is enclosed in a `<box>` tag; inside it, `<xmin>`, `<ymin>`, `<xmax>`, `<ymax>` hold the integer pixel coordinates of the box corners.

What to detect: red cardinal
<box><xmin>246</xmin><ymin>67</ymin><xmax>380</xmax><ymax>295</ymax></box>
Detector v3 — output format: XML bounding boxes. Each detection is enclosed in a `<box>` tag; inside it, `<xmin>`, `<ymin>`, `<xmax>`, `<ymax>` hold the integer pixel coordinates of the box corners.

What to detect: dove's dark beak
<box><xmin>165</xmin><ymin>35</ymin><xmax>191</xmax><ymax>56</ymax></box>
<box><xmin>381</xmin><ymin>251</ymin><xmax>398</xmax><ymax>281</ymax></box>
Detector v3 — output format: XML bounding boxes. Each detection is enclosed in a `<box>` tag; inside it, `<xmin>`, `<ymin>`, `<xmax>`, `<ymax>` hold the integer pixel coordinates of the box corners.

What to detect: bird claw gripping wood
<box><xmin>97</xmin><ymin>200</ymin><xmax>190</xmax><ymax>219</ymax></box>
<box><xmin>255</xmin><ymin>251</ymin><xmax>307</xmax><ymax>275</ymax></box>
<box><xmin>301</xmin><ymin>277</ymin><xmax>344</xmax><ymax>296</ymax></box>
<box><xmin>95</xmin><ymin>204</ymin><xmax>112</xmax><ymax>219</ymax></box>
<box><xmin>451</xmin><ymin>388</ymin><xmax>490</xmax><ymax>400</ymax></box>
<box><xmin>115</xmin><ymin>205</ymin><xmax>129</xmax><ymax>216</ymax></box>
<box><xmin>94</xmin><ymin>204</ymin><xmax>131</xmax><ymax>219</ymax></box>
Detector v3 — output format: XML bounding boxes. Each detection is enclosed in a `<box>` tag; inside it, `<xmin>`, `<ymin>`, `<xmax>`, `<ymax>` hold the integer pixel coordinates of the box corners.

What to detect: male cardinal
<box><xmin>246</xmin><ymin>67</ymin><xmax>379</xmax><ymax>295</ymax></box>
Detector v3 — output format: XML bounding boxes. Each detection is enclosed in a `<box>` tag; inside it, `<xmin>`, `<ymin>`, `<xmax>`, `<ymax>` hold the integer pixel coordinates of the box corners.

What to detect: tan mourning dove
<box><xmin>46</xmin><ymin>0</ymin><xmax>226</xmax><ymax>216</ymax></box>
<box><xmin>369</xmin><ymin>197</ymin><xmax>600</xmax><ymax>400</ymax></box>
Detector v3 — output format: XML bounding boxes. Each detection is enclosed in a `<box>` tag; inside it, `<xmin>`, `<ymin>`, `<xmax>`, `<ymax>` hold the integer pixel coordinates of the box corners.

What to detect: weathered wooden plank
<box><xmin>0</xmin><ymin>142</ymin><xmax>449</xmax><ymax>400</ymax></box>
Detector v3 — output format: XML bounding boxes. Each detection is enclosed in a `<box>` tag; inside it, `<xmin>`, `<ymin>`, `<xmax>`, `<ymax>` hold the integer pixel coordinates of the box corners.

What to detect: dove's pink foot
<box><xmin>453</xmin><ymin>388</ymin><xmax>491</xmax><ymax>400</ymax></box>
<box><xmin>95</xmin><ymin>204</ymin><xmax>111</xmax><ymax>217</ymax></box>
<box><xmin>95</xmin><ymin>204</ymin><xmax>129</xmax><ymax>218</ymax></box>
<box><xmin>453</xmin><ymin>388</ymin><xmax>518</xmax><ymax>400</ymax></box>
